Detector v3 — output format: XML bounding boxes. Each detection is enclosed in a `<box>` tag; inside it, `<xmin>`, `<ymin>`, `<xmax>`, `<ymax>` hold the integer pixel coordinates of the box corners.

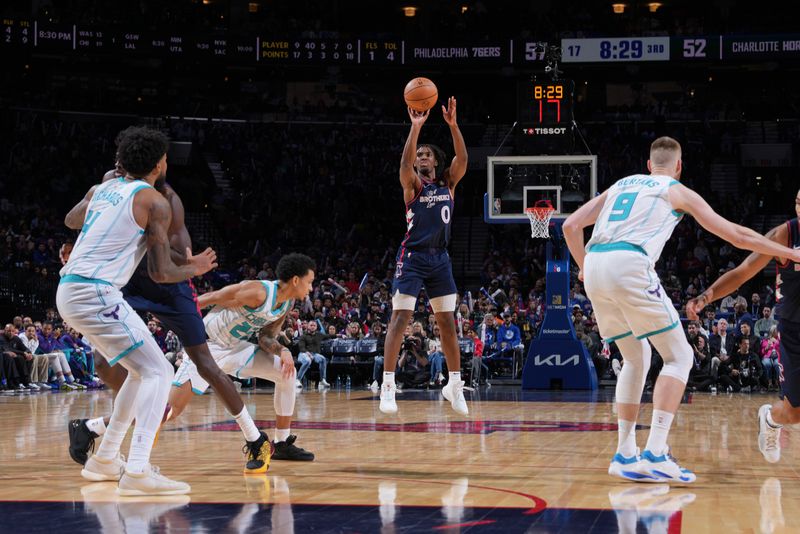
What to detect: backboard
<box><xmin>484</xmin><ymin>155</ymin><xmax>597</xmax><ymax>224</ymax></box>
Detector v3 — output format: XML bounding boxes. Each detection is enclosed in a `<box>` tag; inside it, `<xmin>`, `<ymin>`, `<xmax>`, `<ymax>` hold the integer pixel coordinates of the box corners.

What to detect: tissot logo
<box><xmin>534</xmin><ymin>354</ymin><xmax>580</xmax><ymax>366</ymax></box>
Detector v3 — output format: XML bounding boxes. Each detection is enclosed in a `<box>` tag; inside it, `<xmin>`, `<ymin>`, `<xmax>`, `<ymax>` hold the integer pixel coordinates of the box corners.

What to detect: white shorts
<box><xmin>172</xmin><ymin>338</ymin><xmax>257</xmax><ymax>394</ymax></box>
<box><xmin>583</xmin><ymin>249</ymin><xmax>680</xmax><ymax>343</ymax></box>
<box><xmin>56</xmin><ymin>280</ymin><xmax>149</xmax><ymax>366</ymax></box>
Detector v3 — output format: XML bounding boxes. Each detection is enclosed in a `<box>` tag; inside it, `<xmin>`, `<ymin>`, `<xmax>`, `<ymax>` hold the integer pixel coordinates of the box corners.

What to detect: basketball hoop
<box><xmin>525</xmin><ymin>200</ymin><xmax>555</xmax><ymax>238</ymax></box>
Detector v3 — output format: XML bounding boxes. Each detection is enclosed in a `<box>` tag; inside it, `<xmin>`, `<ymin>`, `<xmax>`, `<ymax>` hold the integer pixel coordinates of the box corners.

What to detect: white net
<box><xmin>526</xmin><ymin>203</ymin><xmax>554</xmax><ymax>238</ymax></box>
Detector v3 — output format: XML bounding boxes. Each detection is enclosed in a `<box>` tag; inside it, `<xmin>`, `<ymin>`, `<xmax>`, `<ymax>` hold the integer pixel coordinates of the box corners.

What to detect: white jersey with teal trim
<box><xmin>204</xmin><ymin>280</ymin><xmax>292</xmax><ymax>347</ymax></box>
<box><xmin>60</xmin><ymin>178</ymin><xmax>153</xmax><ymax>289</ymax></box>
<box><xmin>586</xmin><ymin>174</ymin><xmax>683</xmax><ymax>262</ymax></box>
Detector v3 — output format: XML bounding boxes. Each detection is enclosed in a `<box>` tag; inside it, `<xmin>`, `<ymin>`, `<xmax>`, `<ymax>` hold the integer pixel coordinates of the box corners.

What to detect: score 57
<box><xmin>524</xmin><ymin>41</ymin><xmax>548</xmax><ymax>61</ymax></box>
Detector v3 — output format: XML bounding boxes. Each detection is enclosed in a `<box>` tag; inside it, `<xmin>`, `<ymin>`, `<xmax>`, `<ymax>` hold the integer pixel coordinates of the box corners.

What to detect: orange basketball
<box><xmin>404</xmin><ymin>77</ymin><xmax>438</xmax><ymax>112</ymax></box>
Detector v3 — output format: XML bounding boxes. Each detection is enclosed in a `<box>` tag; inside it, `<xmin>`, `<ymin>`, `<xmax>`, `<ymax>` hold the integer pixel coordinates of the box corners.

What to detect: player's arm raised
<box><xmin>64</xmin><ymin>185</ymin><xmax>98</xmax><ymax>230</ymax></box>
<box><xmin>442</xmin><ymin>97</ymin><xmax>468</xmax><ymax>189</ymax></box>
<box><xmin>143</xmin><ymin>190</ymin><xmax>217</xmax><ymax>284</ymax></box>
<box><xmin>670</xmin><ymin>184</ymin><xmax>800</xmax><ymax>261</ymax></box>
<box><xmin>562</xmin><ymin>190</ymin><xmax>609</xmax><ymax>274</ymax></box>
<box><xmin>196</xmin><ymin>280</ymin><xmax>266</xmax><ymax>310</ymax></box>
<box><xmin>686</xmin><ymin>224</ymin><xmax>787</xmax><ymax>319</ymax></box>
<box><xmin>399</xmin><ymin>107</ymin><xmax>427</xmax><ymax>199</ymax></box>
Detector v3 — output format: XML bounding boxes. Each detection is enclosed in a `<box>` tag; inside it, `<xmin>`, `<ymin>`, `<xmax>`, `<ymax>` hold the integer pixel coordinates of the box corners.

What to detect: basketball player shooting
<box><xmin>685</xmin><ymin>188</ymin><xmax>800</xmax><ymax>464</ymax></box>
<box><xmin>562</xmin><ymin>137</ymin><xmax>800</xmax><ymax>483</ymax></box>
<box><xmin>380</xmin><ymin>97</ymin><xmax>469</xmax><ymax>415</ymax></box>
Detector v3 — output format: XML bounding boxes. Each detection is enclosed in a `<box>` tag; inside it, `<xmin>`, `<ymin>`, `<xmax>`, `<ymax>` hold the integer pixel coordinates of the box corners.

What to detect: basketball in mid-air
<box><xmin>404</xmin><ymin>77</ymin><xmax>438</xmax><ymax>112</ymax></box>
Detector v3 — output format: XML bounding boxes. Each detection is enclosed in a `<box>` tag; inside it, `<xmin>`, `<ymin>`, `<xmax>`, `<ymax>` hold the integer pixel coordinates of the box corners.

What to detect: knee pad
<box><xmin>614</xmin><ymin>337</ymin><xmax>652</xmax><ymax>404</ymax></box>
<box><xmin>648</xmin><ymin>326</ymin><xmax>694</xmax><ymax>384</ymax></box>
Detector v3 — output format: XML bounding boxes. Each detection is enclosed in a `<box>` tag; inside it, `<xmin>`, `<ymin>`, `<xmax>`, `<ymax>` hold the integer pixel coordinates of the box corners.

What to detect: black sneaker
<box><xmin>243</xmin><ymin>431</ymin><xmax>274</xmax><ymax>474</ymax></box>
<box><xmin>272</xmin><ymin>435</ymin><xmax>315</xmax><ymax>461</ymax></box>
<box><xmin>68</xmin><ymin>418</ymin><xmax>98</xmax><ymax>465</ymax></box>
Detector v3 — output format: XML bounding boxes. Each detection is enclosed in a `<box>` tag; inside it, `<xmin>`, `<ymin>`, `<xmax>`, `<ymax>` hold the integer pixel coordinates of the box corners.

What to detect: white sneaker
<box><xmin>117</xmin><ymin>465</ymin><xmax>191</xmax><ymax>496</ymax></box>
<box><xmin>608</xmin><ymin>449</ymin><xmax>646</xmax><ymax>481</ymax></box>
<box><xmin>370</xmin><ymin>380</ymin><xmax>379</xmax><ymax>392</ymax></box>
<box><xmin>626</xmin><ymin>449</ymin><xmax>696</xmax><ymax>484</ymax></box>
<box><xmin>27</xmin><ymin>383</ymin><xmax>40</xmax><ymax>391</ymax></box>
<box><xmin>758</xmin><ymin>404</ymin><xmax>782</xmax><ymax>464</ymax></box>
<box><xmin>441</xmin><ymin>379</ymin><xmax>469</xmax><ymax>415</ymax></box>
<box><xmin>380</xmin><ymin>382</ymin><xmax>398</xmax><ymax>414</ymax></box>
<box><xmin>437</xmin><ymin>372</ymin><xmax>445</xmax><ymax>383</ymax></box>
<box><xmin>81</xmin><ymin>454</ymin><xmax>126</xmax><ymax>482</ymax></box>
<box><xmin>295</xmin><ymin>379</ymin><xmax>303</xmax><ymax>389</ymax></box>
<box><xmin>319</xmin><ymin>379</ymin><xmax>331</xmax><ymax>388</ymax></box>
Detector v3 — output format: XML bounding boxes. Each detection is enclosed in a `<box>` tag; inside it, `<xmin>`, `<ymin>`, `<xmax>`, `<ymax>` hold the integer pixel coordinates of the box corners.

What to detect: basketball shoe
<box><xmin>622</xmin><ymin>449</ymin><xmax>696</xmax><ymax>484</ymax></box>
<box><xmin>758</xmin><ymin>404</ymin><xmax>782</xmax><ymax>463</ymax></box>
<box><xmin>243</xmin><ymin>431</ymin><xmax>274</xmax><ymax>474</ymax></box>
<box><xmin>272</xmin><ymin>435</ymin><xmax>315</xmax><ymax>461</ymax></box>
<box><xmin>441</xmin><ymin>378</ymin><xmax>469</xmax><ymax>415</ymax></box>
<box><xmin>380</xmin><ymin>382</ymin><xmax>398</xmax><ymax>414</ymax></box>
<box><xmin>608</xmin><ymin>449</ymin><xmax>652</xmax><ymax>482</ymax></box>
<box><xmin>117</xmin><ymin>465</ymin><xmax>190</xmax><ymax>496</ymax></box>
<box><xmin>81</xmin><ymin>454</ymin><xmax>126</xmax><ymax>482</ymax></box>
<box><xmin>69</xmin><ymin>418</ymin><xmax>98</xmax><ymax>465</ymax></box>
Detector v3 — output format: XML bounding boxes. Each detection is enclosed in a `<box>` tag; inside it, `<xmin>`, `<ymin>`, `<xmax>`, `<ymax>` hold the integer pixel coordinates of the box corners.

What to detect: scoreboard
<box><xmin>3</xmin><ymin>17</ymin><xmax>800</xmax><ymax>65</ymax></box>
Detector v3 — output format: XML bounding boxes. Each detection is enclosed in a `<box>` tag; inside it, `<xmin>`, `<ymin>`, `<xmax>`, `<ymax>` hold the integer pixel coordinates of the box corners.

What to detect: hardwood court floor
<box><xmin>0</xmin><ymin>386</ymin><xmax>797</xmax><ymax>533</ymax></box>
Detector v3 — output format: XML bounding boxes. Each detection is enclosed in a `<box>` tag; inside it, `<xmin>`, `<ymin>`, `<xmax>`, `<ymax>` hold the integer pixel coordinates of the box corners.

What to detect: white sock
<box><xmin>645</xmin><ymin>409</ymin><xmax>674</xmax><ymax>456</ymax></box>
<box><xmin>86</xmin><ymin>417</ymin><xmax>107</xmax><ymax>436</ymax></box>
<box><xmin>383</xmin><ymin>372</ymin><xmax>395</xmax><ymax>385</ymax></box>
<box><xmin>126</xmin><ymin>429</ymin><xmax>156</xmax><ymax>474</ymax></box>
<box><xmin>617</xmin><ymin>419</ymin><xmax>637</xmax><ymax>457</ymax></box>
<box><xmin>449</xmin><ymin>372</ymin><xmax>461</xmax><ymax>384</ymax></box>
<box><xmin>66</xmin><ymin>375</ymin><xmax>75</xmax><ymax>383</ymax></box>
<box><xmin>766</xmin><ymin>407</ymin><xmax>783</xmax><ymax>428</ymax></box>
<box><xmin>57</xmin><ymin>376</ymin><xmax>65</xmax><ymax>384</ymax></box>
<box><xmin>234</xmin><ymin>408</ymin><xmax>261</xmax><ymax>442</ymax></box>
<box><xmin>274</xmin><ymin>428</ymin><xmax>290</xmax><ymax>443</ymax></box>
<box><xmin>95</xmin><ymin>420</ymin><xmax>128</xmax><ymax>460</ymax></box>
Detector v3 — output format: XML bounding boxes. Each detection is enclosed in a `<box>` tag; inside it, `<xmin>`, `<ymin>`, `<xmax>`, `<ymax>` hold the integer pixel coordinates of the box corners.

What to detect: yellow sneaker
<box><xmin>243</xmin><ymin>432</ymin><xmax>273</xmax><ymax>474</ymax></box>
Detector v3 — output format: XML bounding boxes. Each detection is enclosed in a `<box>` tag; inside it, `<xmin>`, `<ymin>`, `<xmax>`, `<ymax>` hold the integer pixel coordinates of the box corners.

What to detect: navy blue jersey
<box><xmin>401</xmin><ymin>181</ymin><xmax>453</xmax><ymax>251</ymax></box>
<box><xmin>776</xmin><ymin>218</ymin><xmax>800</xmax><ymax>323</ymax></box>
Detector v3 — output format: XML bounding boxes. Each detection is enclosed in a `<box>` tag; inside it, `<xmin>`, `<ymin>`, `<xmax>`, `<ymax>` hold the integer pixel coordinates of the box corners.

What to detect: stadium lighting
<box><xmin>403</xmin><ymin>6</ymin><xmax>418</xmax><ymax>17</ymax></box>
<box><xmin>648</xmin><ymin>2</ymin><xmax>663</xmax><ymax>12</ymax></box>
<box><xmin>248</xmin><ymin>2</ymin><xmax>259</xmax><ymax>13</ymax></box>
<box><xmin>612</xmin><ymin>3</ymin><xmax>626</xmax><ymax>14</ymax></box>
<box><xmin>461</xmin><ymin>5</ymin><xmax>469</xmax><ymax>14</ymax></box>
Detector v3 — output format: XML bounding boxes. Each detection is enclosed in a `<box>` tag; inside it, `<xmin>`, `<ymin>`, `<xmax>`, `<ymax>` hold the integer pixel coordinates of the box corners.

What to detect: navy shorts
<box><xmin>777</xmin><ymin>318</ymin><xmax>800</xmax><ymax>407</ymax></box>
<box><xmin>392</xmin><ymin>248</ymin><xmax>457</xmax><ymax>299</ymax></box>
<box><xmin>122</xmin><ymin>272</ymin><xmax>207</xmax><ymax>347</ymax></box>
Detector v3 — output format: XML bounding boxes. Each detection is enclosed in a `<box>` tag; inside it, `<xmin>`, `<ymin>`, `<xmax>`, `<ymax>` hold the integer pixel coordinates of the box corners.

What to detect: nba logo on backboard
<box><xmin>552</xmin><ymin>295</ymin><xmax>562</xmax><ymax>306</ymax></box>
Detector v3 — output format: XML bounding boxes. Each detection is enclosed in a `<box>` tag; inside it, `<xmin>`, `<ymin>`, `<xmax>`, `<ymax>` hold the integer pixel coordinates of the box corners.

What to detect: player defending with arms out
<box><xmin>66</xmin><ymin>146</ymin><xmax>273</xmax><ymax>475</ymax></box>
<box><xmin>57</xmin><ymin>127</ymin><xmax>217</xmax><ymax>495</ymax></box>
<box><xmin>380</xmin><ymin>97</ymin><xmax>468</xmax><ymax>415</ymax></box>
<box><xmin>169</xmin><ymin>253</ymin><xmax>317</xmax><ymax>465</ymax></box>
<box><xmin>686</xmin><ymin>188</ymin><xmax>800</xmax><ymax>464</ymax></box>
<box><xmin>562</xmin><ymin>137</ymin><xmax>800</xmax><ymax>483</ymax></box>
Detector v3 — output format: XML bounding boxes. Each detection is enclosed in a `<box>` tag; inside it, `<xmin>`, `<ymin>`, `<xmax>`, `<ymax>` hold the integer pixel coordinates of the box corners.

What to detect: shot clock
<box><xmin>517</xmin><ymin>80</ymin><xmax>573</xmax><ymax>137</ymax></box>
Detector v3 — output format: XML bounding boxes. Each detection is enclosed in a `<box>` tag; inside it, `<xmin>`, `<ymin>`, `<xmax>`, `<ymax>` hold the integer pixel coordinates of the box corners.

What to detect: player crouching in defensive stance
<box><xmin>71</xmin><ymin>253</ymin><xmax>316</xmax><ymax>475</ymax></box>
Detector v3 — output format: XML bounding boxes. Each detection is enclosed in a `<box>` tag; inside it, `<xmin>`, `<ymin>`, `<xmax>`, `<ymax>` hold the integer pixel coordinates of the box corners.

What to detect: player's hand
<box><xmin>59</xmin><ymin>243</ymin><xmax>72</xmax><ymax>265</ymax></box>
<box><xmin>186</xmin><ymin>247</ymin><xmax>218</xmax><ymax>276</ymax></box>
<box><xmin>407</xmin><ymin>107</ymin><xmax>429</xmax><ymax>127</ymax></box>
<box><xmin>577</xmin><ymin>269</ymin><xmax>584</xmax><ymax>282</ymax></box>
<box><xmin>685</xmin><ymin>299</ymin><xmax>703</xmax><ymax>321</ymax></box>
<box><xmin>279</xmin><ymin>349</ymin><xmax>295</xmax><ymax>380</ymax></box>
<box><xmin>442</xmin><ymin>96</ymin><xmax>457</xmax><ymax>126</ymax></box>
